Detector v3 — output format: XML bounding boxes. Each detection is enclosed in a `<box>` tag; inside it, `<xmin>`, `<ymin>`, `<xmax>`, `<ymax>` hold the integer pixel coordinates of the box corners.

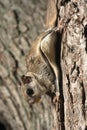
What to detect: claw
<box><xmin>53</xmin><ymin>91</ymin><xmax>60</xmax><ymax>104</ymax></box>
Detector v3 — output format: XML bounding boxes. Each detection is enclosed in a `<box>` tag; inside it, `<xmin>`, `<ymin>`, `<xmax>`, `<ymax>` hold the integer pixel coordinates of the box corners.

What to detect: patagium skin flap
<box><xmin>21</xmin><ymin>28</ymin><xmax>59</xmax><ymax>104</ymax></box>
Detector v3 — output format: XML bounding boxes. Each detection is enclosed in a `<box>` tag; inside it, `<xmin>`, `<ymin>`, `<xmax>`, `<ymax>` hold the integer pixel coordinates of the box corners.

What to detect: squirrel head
<box><xmin>21</xmin><ymin>72</ymin><xmax>55</xmax><ymax>104</ymax></box>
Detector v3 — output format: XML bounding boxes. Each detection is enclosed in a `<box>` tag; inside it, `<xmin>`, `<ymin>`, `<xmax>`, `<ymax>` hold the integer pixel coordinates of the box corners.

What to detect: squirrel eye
<box><xmin>21</xmin><ymin>75</ymin><xmax>32</xmax><ymax>84</ymax></box>
<box><xmin>26</xmin><ymin>88</ymin><xmax>34</xmax><ymax>97</ymax></box>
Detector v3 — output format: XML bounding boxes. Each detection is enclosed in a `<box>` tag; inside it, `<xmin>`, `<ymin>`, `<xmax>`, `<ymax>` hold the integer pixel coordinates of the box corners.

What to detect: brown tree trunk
<box><xmin>58</xmin><ymin>1</ymin><xmax>87</xmax><ymax>130</ymax></box>
<box><xmin>0</xmin><ymin>0</ymin><xmax>87</xmax><ymax>130</ymax></box>
<box><xmin>56</xmin><ymin>0</ymin><xmax>87</xmax><ymax>130</ymax></box>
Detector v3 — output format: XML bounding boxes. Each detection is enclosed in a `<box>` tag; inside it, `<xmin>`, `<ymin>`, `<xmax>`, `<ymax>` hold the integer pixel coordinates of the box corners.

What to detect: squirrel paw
<box><xmin>53</xmin><ymin>92</ymin><xmax>60</xmax><ymax>104</ymax></box>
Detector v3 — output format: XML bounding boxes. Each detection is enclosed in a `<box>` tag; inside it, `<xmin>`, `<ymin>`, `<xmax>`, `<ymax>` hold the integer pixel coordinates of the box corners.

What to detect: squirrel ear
<box><xmin>21</xmin><ymin>75</ymin><xmax>32</xmax><ymax>84</ymax></box>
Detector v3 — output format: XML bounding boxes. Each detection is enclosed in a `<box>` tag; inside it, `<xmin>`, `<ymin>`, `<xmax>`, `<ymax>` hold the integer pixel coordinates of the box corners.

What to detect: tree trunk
<box><xmin>58</xmin><ymin>1</ymin><xmax>87</xmax><ymax>130</ymax></box>
<box><xmin>0</xmin><ymin>0</ymin><xmax>87</xmax><ymax>130</ymax></box>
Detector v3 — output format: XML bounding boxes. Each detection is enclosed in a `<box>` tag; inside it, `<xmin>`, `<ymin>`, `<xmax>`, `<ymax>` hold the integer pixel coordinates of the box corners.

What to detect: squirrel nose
<box><xmin>26</xmin><ymin>88</ymin><xmax>34</xmax><ymax>97</ymax></box>
<box><xmin>21</xmin><ymin>75</ymin><xmax>32</xmax><ymax>84</ymax></box>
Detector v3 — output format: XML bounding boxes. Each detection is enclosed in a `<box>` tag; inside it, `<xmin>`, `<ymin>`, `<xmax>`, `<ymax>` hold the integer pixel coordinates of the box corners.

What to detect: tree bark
<box><xmin>0</xmin><ymin>0</ymin><xmax>87</xmax><ymax>130</ymax></box>
<box><xmin>0</xmin><ymin>0</ymin><xmax>47</xmax><ymax>130</ymax></box>
<box><xmin>58</xmin><ymin>0</ymin><xmax>87</xmax><ymax>130</ymax></box>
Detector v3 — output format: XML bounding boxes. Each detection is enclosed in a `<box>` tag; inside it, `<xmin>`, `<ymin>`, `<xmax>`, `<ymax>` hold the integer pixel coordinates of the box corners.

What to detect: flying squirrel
<box><xmin>21</xmin><ymin>28</ymin><xmax>61</xmax><ymax>104</ymax></box>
